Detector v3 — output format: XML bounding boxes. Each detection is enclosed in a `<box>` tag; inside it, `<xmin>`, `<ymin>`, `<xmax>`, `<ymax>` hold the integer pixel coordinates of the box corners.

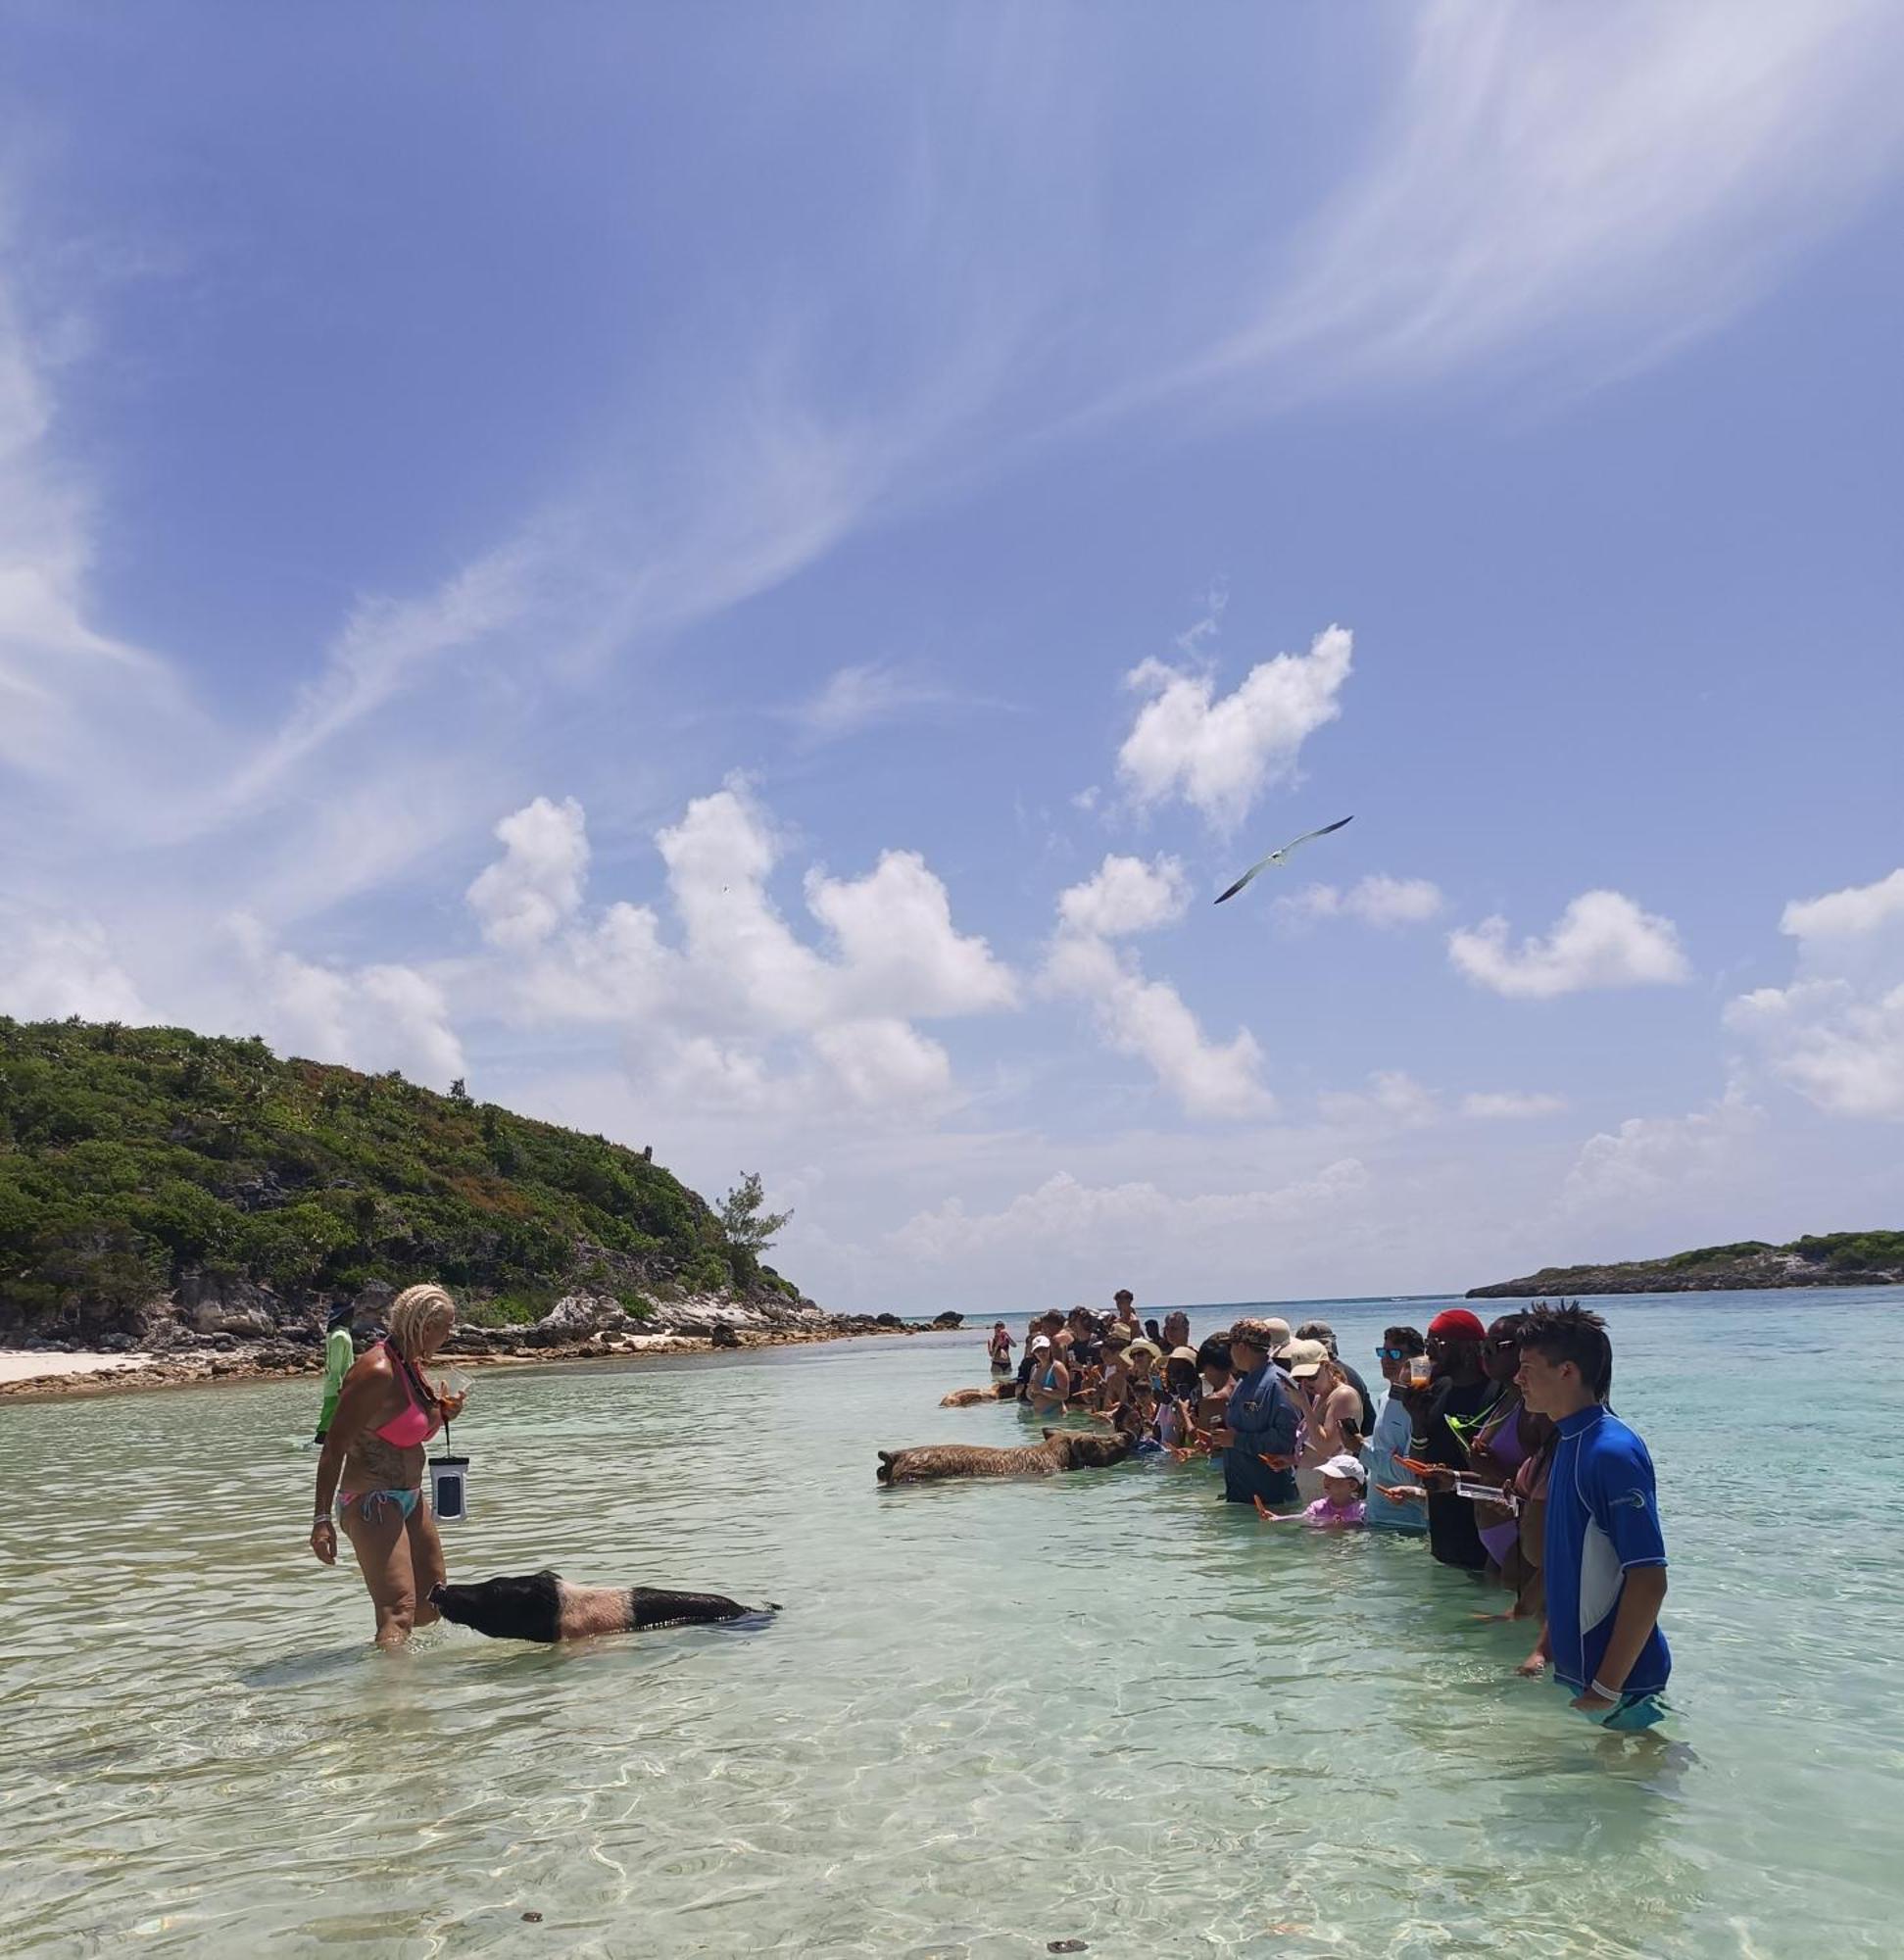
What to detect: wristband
<box><xmin>1589</xmin><ymin>1678</ymin><xmax>1622</xmax><ymax>1701</ymax></box>
<box><xmin>312</xmin><ymin>1513</ymin><xmax>334</xmax><ymax>1527</ymax></box>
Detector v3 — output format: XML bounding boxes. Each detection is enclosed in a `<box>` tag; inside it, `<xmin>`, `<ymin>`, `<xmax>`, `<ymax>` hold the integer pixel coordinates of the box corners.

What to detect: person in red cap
<box><xmin>1399</xmin><ymin>1307</ymin><xmax>1502</xmax><ymax>1571</ymax></box>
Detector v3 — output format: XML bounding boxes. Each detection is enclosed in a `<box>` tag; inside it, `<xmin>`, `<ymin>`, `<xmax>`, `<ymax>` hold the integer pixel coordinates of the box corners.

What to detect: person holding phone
<box><xmin>310</xmin><ymin>1282</ymin><xmax>468</xmax><ymax>1646</ymax></box>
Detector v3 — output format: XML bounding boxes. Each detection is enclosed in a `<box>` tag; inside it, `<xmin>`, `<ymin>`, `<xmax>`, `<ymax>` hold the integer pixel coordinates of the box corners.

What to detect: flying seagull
<box><xmin>1214</xmin><ymin>815</ymin><xmax>1354</xmax><ymax>905</ymax></box>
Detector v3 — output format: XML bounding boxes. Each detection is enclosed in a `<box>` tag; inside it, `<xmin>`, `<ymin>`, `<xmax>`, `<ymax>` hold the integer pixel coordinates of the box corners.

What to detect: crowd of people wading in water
<box><xmin>985</xmin><ymin>1290</ymin><xmax>1673</xmax><ymax>1731</ymax></box>
<box><xmin>305</xmin><ymin>1280</ymin><xmax>1671</xmax><ymax>1731</ymax></box>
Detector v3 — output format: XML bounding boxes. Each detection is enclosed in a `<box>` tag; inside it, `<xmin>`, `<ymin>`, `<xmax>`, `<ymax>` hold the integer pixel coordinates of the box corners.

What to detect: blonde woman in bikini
<box><xmin>310</xmin><ymin>1284</ymin><xmax>467</xmax><ymax>1646</ymax></box>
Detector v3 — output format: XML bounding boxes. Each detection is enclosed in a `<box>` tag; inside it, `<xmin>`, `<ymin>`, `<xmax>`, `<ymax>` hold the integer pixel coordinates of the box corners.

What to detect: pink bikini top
<box><xmin>372</xmin><ymin>1342</ymin><xmax>442</xmax><ymax>1447</ymax></box>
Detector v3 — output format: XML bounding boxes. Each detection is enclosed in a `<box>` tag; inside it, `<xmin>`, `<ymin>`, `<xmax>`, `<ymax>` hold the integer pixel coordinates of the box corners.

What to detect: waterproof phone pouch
<box><xmin>1453</xmin><ymin>1476</ymin><xmax>1515</xmax><ymax>1510</ymax></box>
<box><xmin>428</xmin><ymin>1454</ymin><xmax>470</xmax><ymax>1523</ymax></box>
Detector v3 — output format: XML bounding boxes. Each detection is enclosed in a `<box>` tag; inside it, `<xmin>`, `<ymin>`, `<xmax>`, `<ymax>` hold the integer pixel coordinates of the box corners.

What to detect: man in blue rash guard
<box><xmin>1515</xmin><ymin>1302</ymin><xmax>1671</xmax><ymax>1731</ymax></box>
<box><xmin>1213</xmin><ymin>1319</ymin><xmax>1300</xmax><ymax>1508</ymax></box>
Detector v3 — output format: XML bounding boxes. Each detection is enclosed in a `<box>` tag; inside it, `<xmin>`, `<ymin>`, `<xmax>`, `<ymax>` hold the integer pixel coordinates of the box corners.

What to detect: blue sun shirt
<box><xmin>1544</xmin><ymin>1404</ymin><xmax>1671</xmax><ymax>1696</ymax></box>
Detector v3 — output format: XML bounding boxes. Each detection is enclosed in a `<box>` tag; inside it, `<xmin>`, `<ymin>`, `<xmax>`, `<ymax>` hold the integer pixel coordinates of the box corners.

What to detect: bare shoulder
<box><xmin>346</xmin><ymin>1346</ymin><xmax>395</xmax><ymax>1388</ymax></box>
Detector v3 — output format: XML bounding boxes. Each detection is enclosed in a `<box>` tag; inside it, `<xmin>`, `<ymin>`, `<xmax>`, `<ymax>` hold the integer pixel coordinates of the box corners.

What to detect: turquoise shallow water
<box><xmin>3</xmin><ymin>1287</ymin><xmax>1901</xmax><ymax>1958</ymax></box>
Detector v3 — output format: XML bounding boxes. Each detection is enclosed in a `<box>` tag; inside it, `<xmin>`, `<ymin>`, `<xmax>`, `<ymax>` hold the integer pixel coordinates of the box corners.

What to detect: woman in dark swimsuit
<box><xmin>311</xmin><ymin>1283</ymin><xmax>466</xmax><ymax>1646</ymax></box>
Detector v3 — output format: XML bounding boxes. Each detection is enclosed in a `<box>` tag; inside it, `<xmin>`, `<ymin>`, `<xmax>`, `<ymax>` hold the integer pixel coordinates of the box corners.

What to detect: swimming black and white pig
<box><xmin>429</xmin><ymin>1570</ymin><xmax>769</xmax><ymax>1643</ymax></box>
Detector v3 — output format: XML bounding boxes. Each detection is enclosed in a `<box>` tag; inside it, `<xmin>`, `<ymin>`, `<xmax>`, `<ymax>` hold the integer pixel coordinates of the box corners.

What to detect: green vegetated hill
<box><xmin>1467</xmin><ymin>1232</ymin><xmax>1904</xmax><ymax>1299</ymax></box>
<box><xmin>0</xmin><ymin>1017</ymin><xmax>799</xmax><ymax>1333</ymax></box>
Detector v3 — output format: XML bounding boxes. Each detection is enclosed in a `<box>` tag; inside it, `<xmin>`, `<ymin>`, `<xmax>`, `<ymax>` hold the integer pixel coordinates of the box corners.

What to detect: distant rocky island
<box><xmin>1468</xmin><ymin>1231</ymin><xmax>1904</xmax><ymax>1299</ymax></box>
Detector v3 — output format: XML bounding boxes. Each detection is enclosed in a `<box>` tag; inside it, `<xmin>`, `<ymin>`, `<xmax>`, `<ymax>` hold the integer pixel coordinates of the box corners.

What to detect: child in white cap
<box><xmin>1254</xmin><ymin>1452</ymin><xmax>1367</xmax><ymax>1529</ymax></box>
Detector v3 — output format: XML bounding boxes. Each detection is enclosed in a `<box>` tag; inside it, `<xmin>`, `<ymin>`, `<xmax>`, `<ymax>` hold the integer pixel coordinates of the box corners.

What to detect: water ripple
<box><xmin>3</xmin><ymin>1298</ymin><xmax>1902</xmax><ymax>1955</ymax></box>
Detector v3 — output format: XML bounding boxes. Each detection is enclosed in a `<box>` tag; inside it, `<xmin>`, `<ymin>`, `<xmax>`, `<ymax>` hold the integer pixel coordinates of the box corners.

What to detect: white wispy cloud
<box><xmin>224</xmin><ymin>542</ymin><xmax>540</xmax><ymax>810</ymax></box>
<box><xmin>891</xmin><ymin>1156</ymin><xmax>1368</xmax><ymax>1265</ymax></box>
<box><xmin>1460</xmin><ymin>1091</ymin><xmax>1567</xmax><ymax>1121</ymax></box>
<box><xmin>1279</xmin><ymin>874</ymin><xmax>1444</xmax><ymax>930</ymax></box>
<box><xmin>1727</xmin><ymin>864</ymin><xmax>1904</xmax><ymax>1119</ymax></box>
<box><xmin>782</xmin><ymin>661</ymin><xmax>999</xmax><ymax>742</ymax></box>
<box><xmin>1185</xmin><ymin>1</ymin><xmax>1904</xmax><ymax>399</ymax></box>
<box><xmin>1317</xmin><ymin>1070</ymin><xmax>1440</xmax><ymax>1131</ymax></box>
<box><xmin>1563</xmin><ymin>1086</ymin><xmax>1762</xmax><ymax>1212</ymax></box>
<box><xmin>1448</xmin><ymin>890</ymin><xmax>1690</xmax><ymax>999</ymax></box>
<box><xmin>0</xmin><ymin>242</ymin><xmax>212</xmax><ymax>808</ymax></box>
<box><xmin>1116</xmin><ymin>624</ymin><xmax>1352</xmax><ymax>833</ymax></box>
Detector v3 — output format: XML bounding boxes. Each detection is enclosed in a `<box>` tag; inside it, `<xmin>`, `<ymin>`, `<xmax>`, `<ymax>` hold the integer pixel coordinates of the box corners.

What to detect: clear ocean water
<box><xmin>3</xmin><ymin>1287</ymin><xmax>1900</xmax><ymax>1958</ymax></box>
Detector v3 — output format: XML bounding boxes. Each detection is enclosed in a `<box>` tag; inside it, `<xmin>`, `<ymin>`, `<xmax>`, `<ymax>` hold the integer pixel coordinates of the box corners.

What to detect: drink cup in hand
<box><xmin>430</xmin><ymin>1365</ymin><xmax>471</xmax><ymax>1417</ymax></box>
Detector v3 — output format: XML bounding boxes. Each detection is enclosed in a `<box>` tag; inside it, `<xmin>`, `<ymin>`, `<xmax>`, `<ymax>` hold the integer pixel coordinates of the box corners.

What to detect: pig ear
<box><xmin>1042</xmin><ymin>1428</ymin><xmax>1057</xmax><ymax>1441</ymax></box>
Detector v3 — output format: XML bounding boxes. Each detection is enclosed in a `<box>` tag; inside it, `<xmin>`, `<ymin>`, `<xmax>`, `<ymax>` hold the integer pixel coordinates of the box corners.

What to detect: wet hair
<box><xmin>386</xmin><ymin>1282</ymin><xmax>456</xmax><ymax>1359</ymax></box>
<box><xmin>1518</xmin><ymin>1301</ymin><xmax>1613</xmax><ymax>1402</ymax></box>
<box><xmin>1383</xmin><ymin>1325</ymin><xmax>1425</xmax><ymax>1355</ymax></box>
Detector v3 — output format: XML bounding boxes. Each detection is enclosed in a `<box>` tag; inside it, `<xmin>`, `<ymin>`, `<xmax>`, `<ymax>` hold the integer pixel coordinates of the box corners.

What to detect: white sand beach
<box><xmin>0</xmin><ymin>1350</ymin><xmax>157</xmax><ymax>1386</ymax></box>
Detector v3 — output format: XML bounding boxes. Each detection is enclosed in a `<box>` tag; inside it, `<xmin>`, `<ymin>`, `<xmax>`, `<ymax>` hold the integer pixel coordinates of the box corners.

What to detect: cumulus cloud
<box><xmin>810</xmin><ymin>1018</ymin><xmax>953</xmax><ymax>1106</ymax></box>
<box><xmin>1317</xmin><ymin>1070</ymin><xmax>1440</xmax><ymax>1130</ymax></box>
<box><xmin>0</xmin><ymin>916</ymin><xmax>150</xmax><ymax>1023</ymax></box>
<box><xmin>1779</xmin><ymin>866</ymin><xmax>1904</xmax><ymax>942</ymax></box>
<box><xmin>1279</xmin><ymin>874</ymin><xmax>1444</xmax><ymax>930</ymax></box>
<box><xmin>1726</xmin><ymin>864</ymin><xmax>1904</xmax><ymax>1118</ymax></box>
<box><xmin>466</xmin><ymin>796</ymin><xmax>590</xmax><ymax>950</ymax></box>
<box><xmin>1054</xmin><ymin>854</ymin><xmax>1190</xmax><ymax>939</ymax></box>
<box><xmin>1460</xmin><ymin>1091</ymin><xmax>1568</xmax><ymax>1120</ymax></box>
<box><xmin>1448</xmin><ymin>890</ymin><xmax>1690</xmax><ymax>998</ymax></box>
<box><xmin>467</xmin><ymin>781</ymin><xmax>1013</xmax><ymax>1115</ymax></box>
<box><xmin>807</xmin><ymin>850</ymin><xmax>1020</xmax><ymax>1017</ymax></box>
<box><xmin>1043</xmin><ymin>855</ymin><xmax>1271</xmax><ymax>1119</ymax></box>
<box><xmin>1116</xmin><ymin>624</ymin><xmax>1352</xmax><ymax>831</ymax></box>
<box><xmin>891</xmin><ymin>1156</ymin><xmax>1368</xmax><ymax>1263</ymax></box>
<box><xmin>225</xmin><ymin>915</ymin><xmax>466</xmax><ymax>1087</ymax></box>
<box><xmin>1563</xmin><ymin>1087</ymin><xmax>1762</xmax><ymax>1210</ymax></box>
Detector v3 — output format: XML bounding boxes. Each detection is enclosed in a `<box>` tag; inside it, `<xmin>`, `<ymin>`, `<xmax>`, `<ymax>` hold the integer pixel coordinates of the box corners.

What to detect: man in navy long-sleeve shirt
<box><xmin>1216</xmin><ymin>1320</ymin><xmax>1299</xmax><ymax>1506</ymax></box>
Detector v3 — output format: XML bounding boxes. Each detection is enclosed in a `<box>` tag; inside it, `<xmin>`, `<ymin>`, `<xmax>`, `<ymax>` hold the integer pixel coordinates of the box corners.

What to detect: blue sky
<box><xmin>4</xmin><ymin>3</ymin><xmax>1903</xmax><ymax>1310</ymax></box>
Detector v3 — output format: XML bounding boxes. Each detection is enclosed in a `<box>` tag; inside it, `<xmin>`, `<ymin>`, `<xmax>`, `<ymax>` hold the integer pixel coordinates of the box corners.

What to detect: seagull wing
<box><xmin>1213</xmin><ymin>858</ymin><xmax>1274</xmax><ymax>905</ymax></box>
<box><xmin>1213</xmin><ymin>815</ymin><xmax>1352</xmax><ymax>905</ymax></box>
<box><xmin>1277</xmin><ymin>814</ymin><xmax>1354</xmax><ymax>858</ymax></box>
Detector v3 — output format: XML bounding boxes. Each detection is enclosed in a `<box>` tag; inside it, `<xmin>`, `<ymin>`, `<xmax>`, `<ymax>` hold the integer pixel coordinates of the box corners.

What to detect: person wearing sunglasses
<box><xmin>1398</xmin><ymin>1307</ymin><xmax>1497</xmax><ymax>1571</ymax></box>
<box><xmin>1364</xmin><ymin>1327</ymin><xmax>1428</xmax><ymax>1535</ymax></box>
<box><xmin>1464</xmin><ymin>1315</ymin><xmax>1553</xmax><ymax>1617</ymax></box>
<box><xmin>1295</xmin><ymin>1319</ymin><xmax>1377</xmax><ymax>1436</ymax></box>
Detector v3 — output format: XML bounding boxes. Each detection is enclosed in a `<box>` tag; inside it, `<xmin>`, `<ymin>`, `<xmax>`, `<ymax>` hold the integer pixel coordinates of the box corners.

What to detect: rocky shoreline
<box><xmin>0</xmin><ymin>1284</ymin><xmax>964</xmax><ymax>1401</ymax></box>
